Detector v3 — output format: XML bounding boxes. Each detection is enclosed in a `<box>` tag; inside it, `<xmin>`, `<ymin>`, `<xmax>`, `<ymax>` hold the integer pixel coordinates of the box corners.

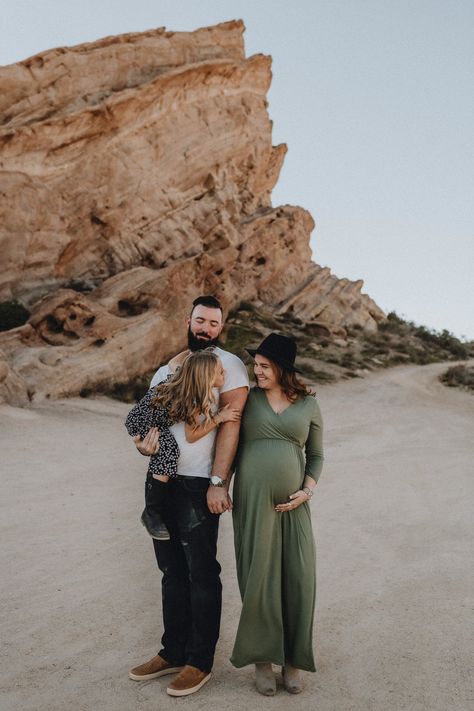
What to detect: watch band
<box><xmin>210</xmin><ymin>475</ymin><xmax>227</xmax><ymax>487</ymax></box>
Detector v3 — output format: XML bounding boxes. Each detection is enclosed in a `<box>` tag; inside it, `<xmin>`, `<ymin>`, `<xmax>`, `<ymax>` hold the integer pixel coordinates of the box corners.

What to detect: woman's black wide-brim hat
<box><xmin>246</xmin><ymin>332</ymin><xmax>302</xmax><ymax>373</ymax></box>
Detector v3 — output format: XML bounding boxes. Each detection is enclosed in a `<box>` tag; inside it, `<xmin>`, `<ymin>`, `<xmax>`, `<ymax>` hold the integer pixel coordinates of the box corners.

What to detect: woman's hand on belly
<box><xmin>275</xmin><ymin>488</ymin><xmax>311</xmax><ymax>513</ymax></box>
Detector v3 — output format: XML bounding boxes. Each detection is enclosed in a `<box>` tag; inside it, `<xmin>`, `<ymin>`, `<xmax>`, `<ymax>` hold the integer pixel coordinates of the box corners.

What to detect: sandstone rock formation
<box><xmin>0</xmin><ymin>21</ymin><xmax>384</xmax><ymax>405</ymax></box>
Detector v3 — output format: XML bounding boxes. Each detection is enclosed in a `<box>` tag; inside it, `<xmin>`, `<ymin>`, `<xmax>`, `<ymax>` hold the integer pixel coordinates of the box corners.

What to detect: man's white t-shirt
<box><xmin>149</xmin><ymin>347</ymin><xmax>249</xmax><ymax>478</ymax></box>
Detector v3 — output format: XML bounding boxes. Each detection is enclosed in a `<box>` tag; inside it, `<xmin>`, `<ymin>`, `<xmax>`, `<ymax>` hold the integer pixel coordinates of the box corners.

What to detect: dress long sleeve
<box><xmin>231</xmin><ymin>387</ymin><xmax>319</xmax><ymax>671</ymax></box>
<box><xmin>125</xmin><ymin>388</ymin><xmax>166</xmax><ymax>439</ymax></box>
<box><xmin>304</xmin><ymin>397</ymin><xmax>324</xmax><ymax>483</ymax></box>
<box><xmin>125</xmin><ymin>383</ymin><xmax>180</xmax><ymax>478</ymax></box>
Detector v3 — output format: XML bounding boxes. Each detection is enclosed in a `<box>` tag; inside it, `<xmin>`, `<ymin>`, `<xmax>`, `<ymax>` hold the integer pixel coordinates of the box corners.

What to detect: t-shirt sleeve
<box><xmin>304</xmin><ymin>397</ymin><xmax>324</xmax><ymax>483</ymax></box>
<box><xmin>150</xmin><ymin>364</ymin><xmax>171</xmax><ymax>388</ymax></box>
<box><xmin>220</xmin><ymin>354</ymin><xmax>250</xmax><ymax>393</ymax></box>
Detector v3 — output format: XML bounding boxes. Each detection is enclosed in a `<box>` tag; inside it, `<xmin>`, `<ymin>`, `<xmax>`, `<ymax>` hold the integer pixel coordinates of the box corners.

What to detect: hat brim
<box><xmin>246</xmin><ymin>348</ymin><xmax>302</xmax><ymax>374</ymax></box>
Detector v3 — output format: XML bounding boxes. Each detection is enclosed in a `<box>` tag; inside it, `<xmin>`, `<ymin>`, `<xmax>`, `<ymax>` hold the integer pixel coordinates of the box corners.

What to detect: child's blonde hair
<box><xmin>151</xmin><ymin>349</ymin><xmax>220</xmax><ymax>426</ymax></box>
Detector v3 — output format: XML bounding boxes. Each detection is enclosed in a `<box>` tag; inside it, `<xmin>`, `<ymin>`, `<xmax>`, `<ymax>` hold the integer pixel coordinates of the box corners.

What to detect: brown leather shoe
<box><xmin>129</xmin><ymin>654</ymin><xmax>183</xmax><ymax>681</ymax></box>
<box><xmin>166</xmin><ymin>665</ymin><xmax>212</xmax><ymax>696</ymax></box>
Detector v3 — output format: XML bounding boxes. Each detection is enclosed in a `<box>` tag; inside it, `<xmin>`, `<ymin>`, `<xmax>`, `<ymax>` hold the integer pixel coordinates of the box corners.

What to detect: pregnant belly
<box><xmin>235</xmin><ymin>439</ymin><xmax>305</xmax><ymax>503</ymax></box>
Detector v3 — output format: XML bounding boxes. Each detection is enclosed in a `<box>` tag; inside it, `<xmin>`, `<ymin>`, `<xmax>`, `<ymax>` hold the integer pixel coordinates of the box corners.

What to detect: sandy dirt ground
<box><xmin>1</xmin><ymin>361</ymin><xmax>473</xmax><ymax>711</ymax></box>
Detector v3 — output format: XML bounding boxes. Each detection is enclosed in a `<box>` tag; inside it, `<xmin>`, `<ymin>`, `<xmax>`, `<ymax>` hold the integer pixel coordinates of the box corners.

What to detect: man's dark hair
<box><xmin>190</xmin><ymin>295</ymin><xmax>223</xmax><ymax>317</ymax></box>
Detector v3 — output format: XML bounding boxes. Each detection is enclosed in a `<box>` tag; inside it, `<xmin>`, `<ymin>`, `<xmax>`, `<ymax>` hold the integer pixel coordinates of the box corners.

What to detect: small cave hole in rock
<box><xmin>64</xmin><ymin>280</ymin><xmax>94</xmax><ymax>294</ymax></box>
<box><xmin>0</xmin><ymin>301</ymin><xmax>30</xmax><ymax>331</ymax></box>
<box><xmin>46</xmin><ymin>315</ymin><xmax>63</xmax><ymax>333</ymax></box>
<box><xmin>118</xmin><ymin>300</ymin><xmax>150</xmax><ymax>317</ymax></box>
<box><xmin>90</xmin><ymin>213</ymin><xmax>107</xmax><ymax>227</ymax></box>
<box><xmin>143</xmin><ymin>255</ymin><xmax>156</xmax><ymax>267</ymax></box>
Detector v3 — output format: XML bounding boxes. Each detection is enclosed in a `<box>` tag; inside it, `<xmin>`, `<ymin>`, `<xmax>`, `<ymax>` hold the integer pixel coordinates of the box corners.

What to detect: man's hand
<box><xmin>133</xmin><ymin>427</ymin><xmax>160</xmax><ymax>456</ymax></box>
<box><xmin>207</xmin><ymin>486</ymin><xmax>233</xmax><ymax>514</ymax></box>
<box><xmin>207</xmin><ymin>385</ymin><xmax>247</xmax><ymax>514</ymax></box>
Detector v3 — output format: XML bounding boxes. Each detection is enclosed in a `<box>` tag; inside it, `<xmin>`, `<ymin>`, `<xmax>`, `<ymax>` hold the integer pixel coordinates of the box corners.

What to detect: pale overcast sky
<box><xmin>2</xmin><ymin>0</ymin><xmax>473</xmax><ymax>338</ymax></box>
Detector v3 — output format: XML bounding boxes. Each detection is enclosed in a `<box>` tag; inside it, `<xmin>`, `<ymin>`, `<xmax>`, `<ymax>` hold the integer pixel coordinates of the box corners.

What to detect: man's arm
<box><xmin>207</xmin><ymin>386</ymin><xmax>248</xmax><ymax>514</ymax></box>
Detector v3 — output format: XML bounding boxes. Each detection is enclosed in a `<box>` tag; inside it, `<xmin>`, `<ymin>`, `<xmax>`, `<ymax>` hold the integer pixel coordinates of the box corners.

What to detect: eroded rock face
<box><xmin>0</xmin><ymin>21</ymin><xmax>384</xmax><ymax>404</ymax></box>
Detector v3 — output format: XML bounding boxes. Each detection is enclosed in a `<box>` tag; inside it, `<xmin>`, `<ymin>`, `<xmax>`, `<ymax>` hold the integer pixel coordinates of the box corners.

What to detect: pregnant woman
<box><xmin>231</xmin><ymin>333</ymin><xmax>324</xmax><ymax>696</ymax></box>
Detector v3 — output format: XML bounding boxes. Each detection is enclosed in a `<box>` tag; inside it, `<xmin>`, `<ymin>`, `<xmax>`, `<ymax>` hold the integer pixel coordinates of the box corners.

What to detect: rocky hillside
<box><xmin>222</xmin><ymin>305</ymin><xmax>473</xmax><ymax>384</ymax></box>
<box><xmin>0</xmin><ymin>21</ymin><xmax>384</xmax><ymax>405</ymax></box>
<box><xmin>63</xmin><ymin>305</ymin><xmax>472</xmax><ymax>402</ymax></box>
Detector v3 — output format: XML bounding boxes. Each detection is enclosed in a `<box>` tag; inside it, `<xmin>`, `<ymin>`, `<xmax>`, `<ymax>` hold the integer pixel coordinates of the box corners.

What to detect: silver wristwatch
<box><xmin>210</xmin><ymin>475</ymin><xmax>227</xmax><ymax>487</ymax></box>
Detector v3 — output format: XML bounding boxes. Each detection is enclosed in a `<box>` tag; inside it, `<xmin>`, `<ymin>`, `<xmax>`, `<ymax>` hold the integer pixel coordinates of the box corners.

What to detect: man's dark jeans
<box><xmin>153</xmin><ymin>476</ymin><xmax>222</xmax><ymax>673</ymax></box>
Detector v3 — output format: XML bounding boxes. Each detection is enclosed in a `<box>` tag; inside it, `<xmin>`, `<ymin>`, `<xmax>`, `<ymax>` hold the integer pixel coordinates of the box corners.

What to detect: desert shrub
<box><xmin>414</xmin><ymin>326</ymin><xmax>469</xmax><ymax>358</ymax></box>
<box><xmin>221</xmin><ymin>324</ymin><xmax>264</xmax><ymax>360</ymax></box>
<box><xmin>361</xmin><ymin>344</ymin><xmax>388</xmax><ymax>356</ymax></box>
<box><xmin>306</xmin><ymin>369</ymin><xmax>337</xmax><ymax>384</ymax></box>
<box><xmin>440</xmin><ymin>365</ymin><xmax>474</xmax><ymax>392</ymax></box>
<box><xmin>387</xmin><ymin>353</ymin><xmax>411</xmax><ymax>365</ymax></box>
<box><xmin>379</xmin><ymin>312</ymin><xmax>408</xmax><ymax>334</ymax></box>
<box><xmin>324</xmin><ymin>355</ymin><xmax>343</xmax><ymax>365</ymax></box>
<box><xmin>340</xmin><ymin>352</ymin><xmax>357</xmax><ymax>368</ymax></box>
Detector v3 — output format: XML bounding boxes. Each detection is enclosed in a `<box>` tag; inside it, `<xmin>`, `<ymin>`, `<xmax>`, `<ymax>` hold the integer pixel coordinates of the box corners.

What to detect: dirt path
<box><xmin>1</xmin><ymin>362</ymin><xmax>473</xmax><ymax>711</ymax></box>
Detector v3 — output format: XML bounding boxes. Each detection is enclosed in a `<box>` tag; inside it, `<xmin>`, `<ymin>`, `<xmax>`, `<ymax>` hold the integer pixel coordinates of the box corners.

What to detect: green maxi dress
<box><xmin>231</xmin><ymin>387</ymin><xmax>324</xmax><ymax>671</ymax></box>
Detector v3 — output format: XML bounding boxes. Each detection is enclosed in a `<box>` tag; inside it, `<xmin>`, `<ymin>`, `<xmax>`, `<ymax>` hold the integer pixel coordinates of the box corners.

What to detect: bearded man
<box><xmin>128</xmin><ymin>295</ymin><xmax>249</xmax><ymax>697</ymax></box>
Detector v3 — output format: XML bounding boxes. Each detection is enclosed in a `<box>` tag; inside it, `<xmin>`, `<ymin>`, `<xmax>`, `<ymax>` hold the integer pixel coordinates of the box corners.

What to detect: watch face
<box><xmin>210</xmin><ymin>476</ymin><xmax>225</xmax><ymax>486</ymax></box>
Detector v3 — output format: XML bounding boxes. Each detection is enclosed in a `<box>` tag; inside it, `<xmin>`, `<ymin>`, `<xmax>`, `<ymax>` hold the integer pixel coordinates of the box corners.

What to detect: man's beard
<box><xmin>187</xmin><ymin>326</ymin><xmax>220</xmax><ymax>352</ymax></box>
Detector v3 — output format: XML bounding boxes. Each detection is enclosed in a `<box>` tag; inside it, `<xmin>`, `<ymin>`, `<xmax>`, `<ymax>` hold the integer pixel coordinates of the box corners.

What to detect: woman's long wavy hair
<box><xmin>151</xmin><ymin>349</ymin><xmax>219</xmax><ymax>425</ymax></box>
<box><xmin>262</xmin><ymin>360</ymin><xmax>314</xmax><ymax>401</ymax></box>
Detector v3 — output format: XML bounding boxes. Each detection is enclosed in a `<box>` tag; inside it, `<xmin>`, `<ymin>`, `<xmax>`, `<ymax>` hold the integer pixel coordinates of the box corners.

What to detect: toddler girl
<box><xmin>125</xmin><ymin>349</ymin><xmax>240</xmax><ymax>540</ymax></box>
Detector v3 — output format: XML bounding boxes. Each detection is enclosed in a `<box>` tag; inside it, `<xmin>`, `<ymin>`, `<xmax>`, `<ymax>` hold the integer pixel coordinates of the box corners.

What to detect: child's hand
<box><xmin>217</xmin><ymin>404</ymin><xmax>241</xmax><ymax>424</ymax></box>
<box><xmin>169</xmin><ymin>350</ymin><xmax>190</xmax><ymax>373</ymax></box>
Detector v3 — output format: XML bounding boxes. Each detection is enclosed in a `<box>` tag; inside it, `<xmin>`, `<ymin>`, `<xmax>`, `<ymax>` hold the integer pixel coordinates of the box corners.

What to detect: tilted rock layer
<box><xmin>0</xmin><ymin>21</ymin><xmax>384</xmax><ymax>404</ymax></box>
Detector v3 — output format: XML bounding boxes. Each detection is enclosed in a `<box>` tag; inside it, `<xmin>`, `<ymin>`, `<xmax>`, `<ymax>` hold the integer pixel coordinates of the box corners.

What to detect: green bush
<box><xmin>414</xmin><ymin>326</ymin><xmax>469</xmax><ymax>358</ymax></box>
<box><xmin>379</xmin><ymin>312</ymin><xmax>408</xmax><ymax>334</ymax></box>
<box><xmin>440</xmin><ymin>365</ymin><xmax>474</xmax><ymax>392</ymax></box>
<box><xmin>306</xmin><ymin>369</ymin><xmax>337</xmax><ymax>383</ymax></box>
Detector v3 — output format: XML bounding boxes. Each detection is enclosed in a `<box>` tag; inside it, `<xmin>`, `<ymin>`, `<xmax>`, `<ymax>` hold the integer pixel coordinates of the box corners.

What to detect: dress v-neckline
<box><xmin>261</xmin><ymin>389</ymin><xmax>294</xmax><ymax>417</ymax></box>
